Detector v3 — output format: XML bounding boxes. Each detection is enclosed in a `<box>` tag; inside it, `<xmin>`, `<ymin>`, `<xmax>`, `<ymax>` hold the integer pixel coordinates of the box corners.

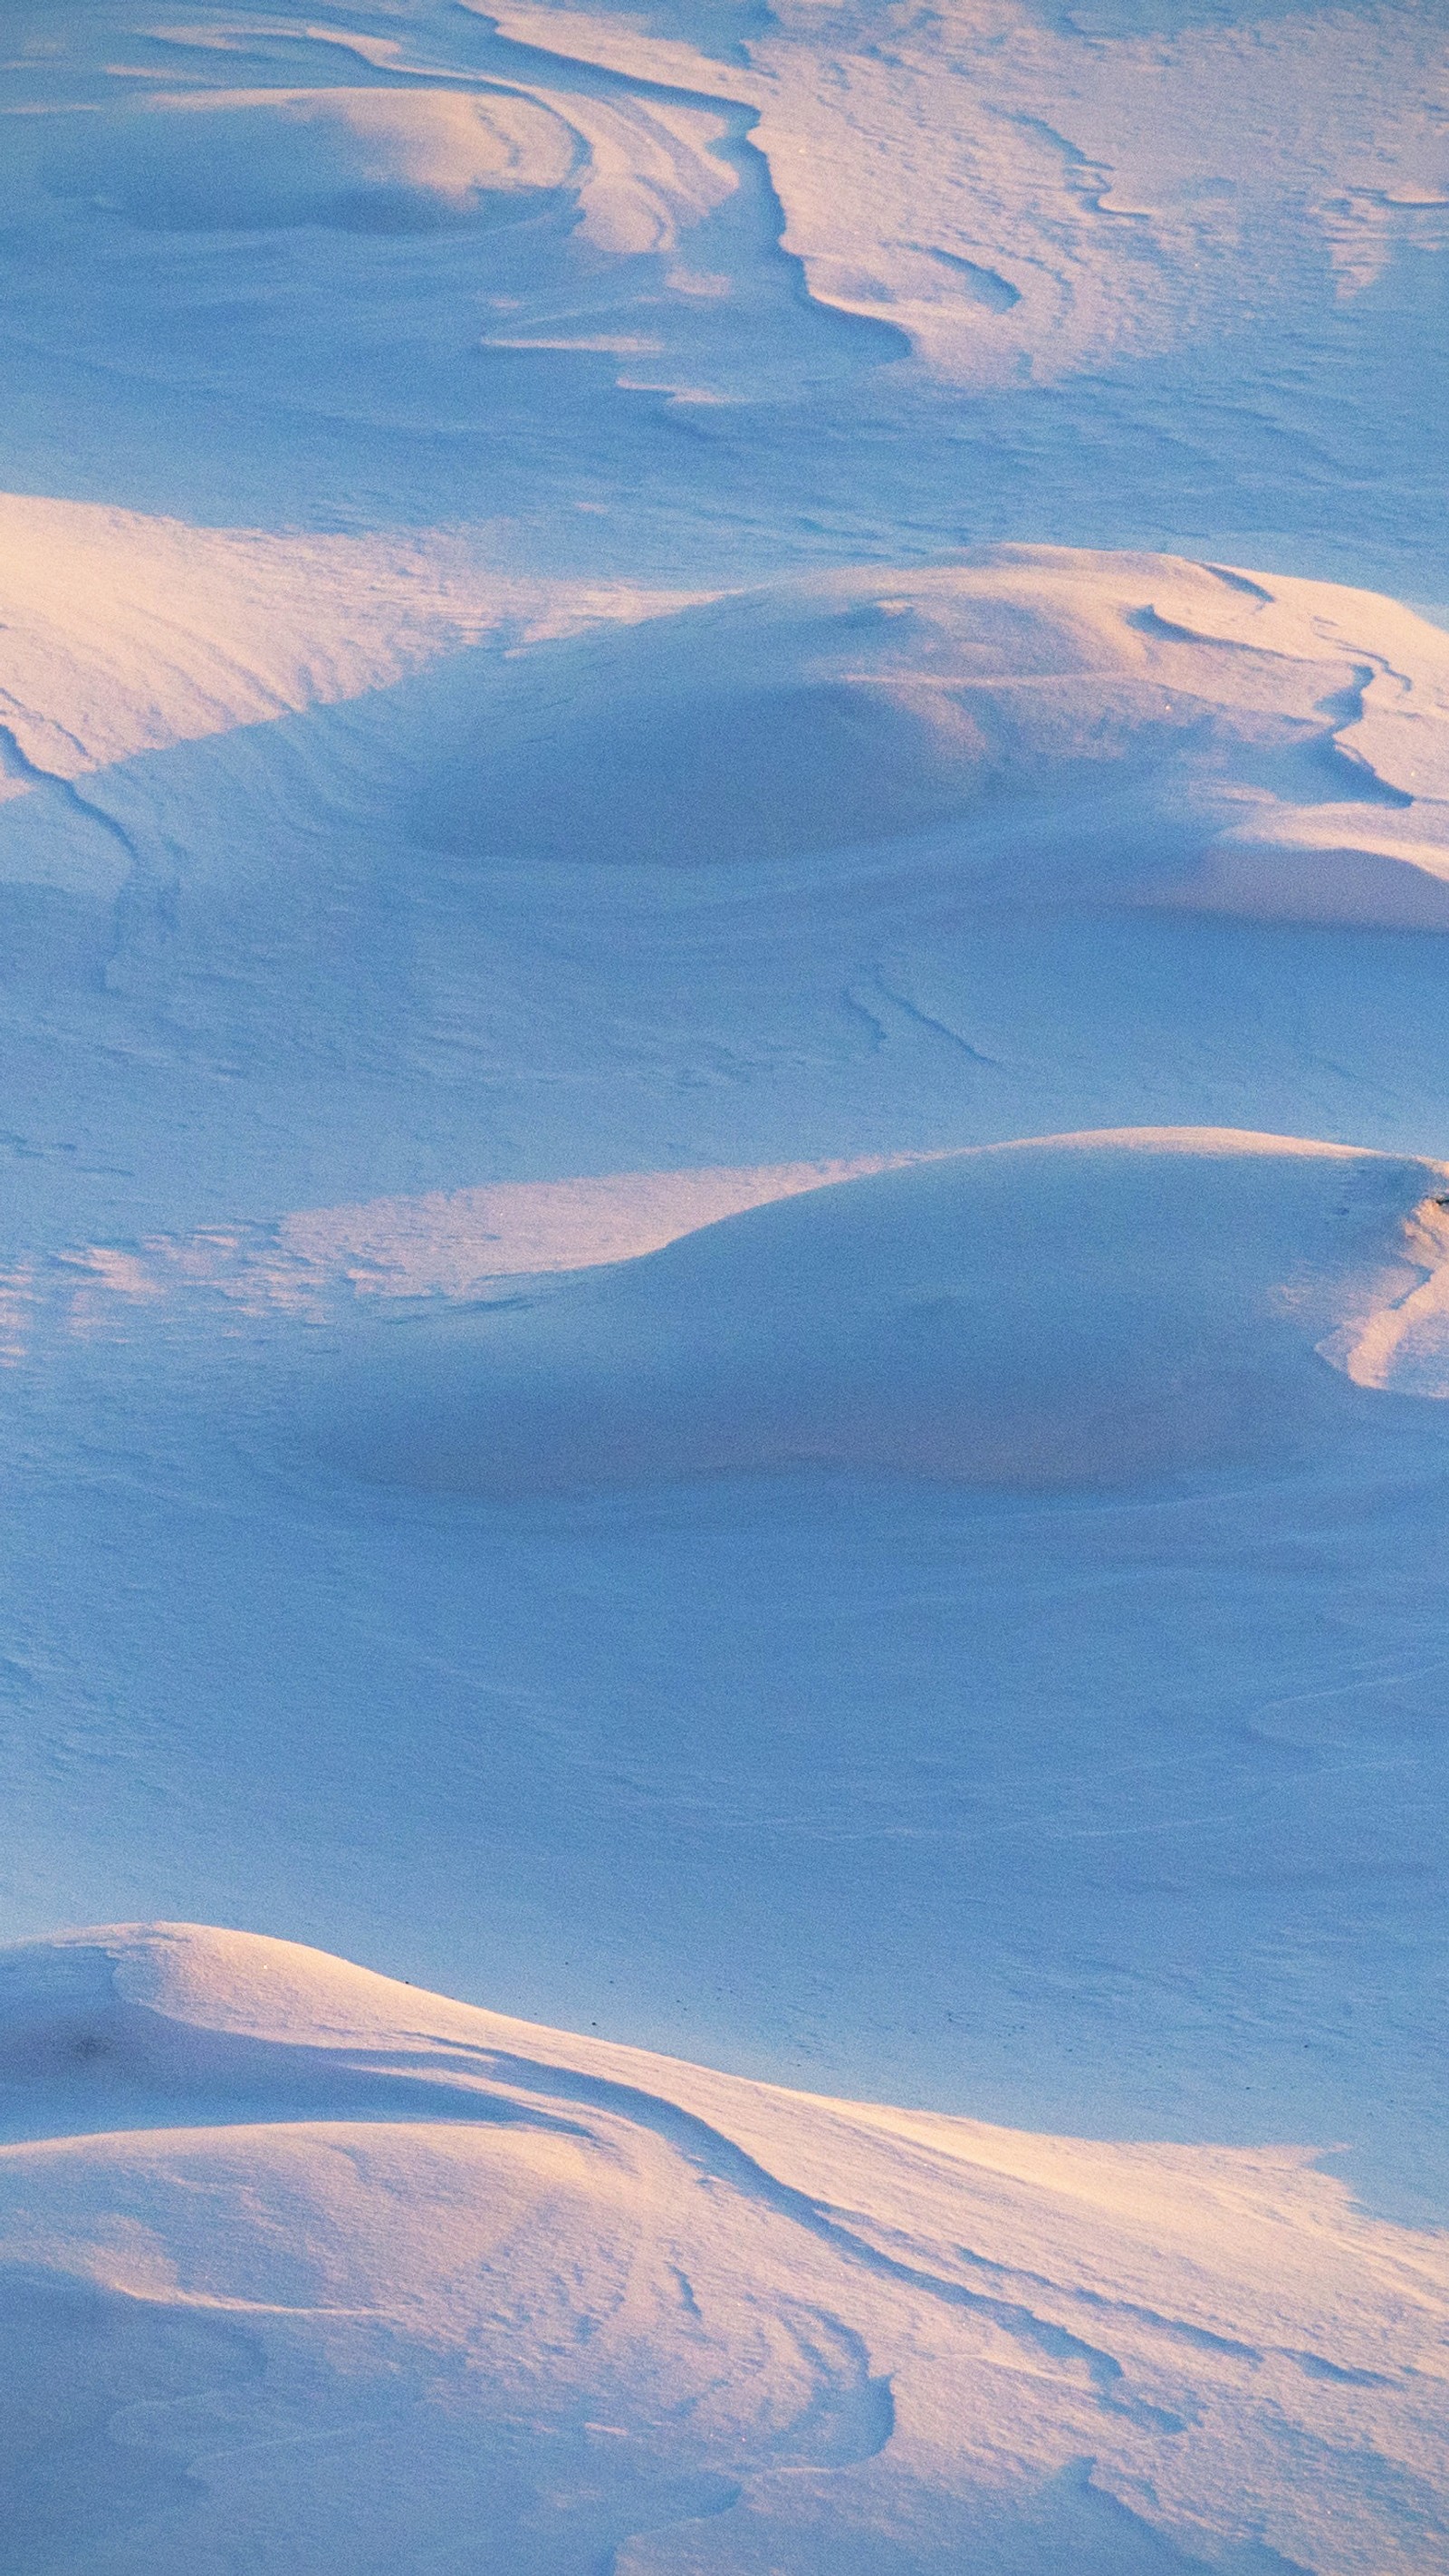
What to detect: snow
<box><xmin>294</xmin><ymin>1131</ymin><xmax>1449</xmax><ymax>1495</ymax></box>
<box><xmin>0</xmin><ymin>487</ymin><xmax>695</xmax><ymax>789</ymax></box>
<box><xmin>486</xmin><ymin>0</ymin><xmax>1449</xmax><ymax>389</ymax></box>
<box><xmin>1</xmin><ymin>0</ymin><xmax>1447</xmax><ymax>2564</ymax></box>
<box><xmin>403</xmin><ymin>550</ymin><xmax>1449</xmax><ymax>915</ymax></box>
<box><xmin>2</xmin><ymin>1921</ymin><xmax>1444</xmax><ymax>2573</ymax></box>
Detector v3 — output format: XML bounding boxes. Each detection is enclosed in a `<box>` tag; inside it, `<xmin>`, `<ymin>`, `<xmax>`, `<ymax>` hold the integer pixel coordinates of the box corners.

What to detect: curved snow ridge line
<box><xmin>0</xmin><ymin>490</ymin><xmax>697</xmax><ymax>787</ymax></box>
<box><xmin>105</xmin><ymin>22</ymin><xmax>753</xmax><ymax>263</ymax></box>
<box><xmin>466</xmin><ymin>0</ymin><xmax>1449</xmax><ymax>387</ymax></box>
<box><xmin>2</xmin><ymin>1923</ymin><xmax>1444</xmax><ymax>2574</ymax></box>
<box><xmin>945</xmin><ymin>1132</ymin><xmax>1449</xmax><ymax>1417</ymax></box>
<box><xmin>1143</xmin><ymin>562</ymin><xmax>1449</xmax><ymax>824</ymax></box>
<box><xmin>1327</xmin><ymin>1190</ymin><xmax>1449</xmax><ymax>1397</ymax></box>
<box><xmin>98</xmin><ymin>1922</ymin><xmax>1449</xmax><ymax>2323</ymax></box>
<box><xmin>19</xmin><ymin>1974</ymin><xmax>1142</xmax><ymax>2426</ymax></box>
<box><xmin>429</xmin><ymin>2043</ymin><xmax>1183</xmax><ymax>2434</ymax></box>
<box><xmin>90</xmin><ymin>0</ymin><xmax>1449</xmax><ymax>389</ymax></box>
<box><xmin>298</xmin><ymin>1130</ymin><xmax>1449</xmax><ymax>1502</ymax></box>
<box><xmin>227</xmin><ymin>5</ymin><xmax>901</xmax><ymax>351</ymax></box>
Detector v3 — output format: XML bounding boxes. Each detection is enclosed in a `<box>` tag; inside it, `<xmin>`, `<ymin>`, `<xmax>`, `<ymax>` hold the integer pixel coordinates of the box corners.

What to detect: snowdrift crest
<box><xmin>297</xmin><ymin>1129</ymin><xmax>1449</xmax><ymax>1498</ymax></box>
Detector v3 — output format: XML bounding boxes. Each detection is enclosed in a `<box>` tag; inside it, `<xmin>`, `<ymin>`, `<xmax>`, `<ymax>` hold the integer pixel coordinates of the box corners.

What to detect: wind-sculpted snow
<box><xmin>2</xmin><ymin>1</ymin><xmax>1443</xmax><ymax>587</ymax></box>
<box><xmin>13</xmin><ymin>83</ymin><xmax>574</xmax><ymax>234</ymax></box>
<box><xmin>416</xmin><ymin>551</ymin><xmax>1449</xmax><ymax>922</ymax></box>
<box><xmin>0</xmin><ymin>492</ymin><xmax>689</xmax><ymax>793</ymax></box>
<box><xmin>14</xmin><ymin>537</ymin><xmax>1449</xmax><ymax>1089</ymax></box>
<box><xmin>0</xmin><ymin>1156</ymin><xmax>936</xmax><ymax>1344</ymax></box>
<box><xmin>300</xmin><ymin>1131</ymin><xmax>1449</xmax><ymax>1498</ymax></box>
<box><xmin>2</xmin><ymin>3</ymin><xmax>1447</xmax><ymax>2562</ymax></box>
<box><xmin>486</xmin><ymin>0</ymin><xmax>1449</xmax><ymax>382</ymax></box>
<box><xmin>0</xmin><ymin>1922</ymin><xmax>1444</xmax><ymax>2575</ymax></box>
<box><xmin>5</xmin><ymin>67</ymin><xmax>739</xmax><ymax>259</ymax></box>
<box><xmin>0</xmin><ymin>487</ymin><xmax>694</xmax><ymax>901</ymax></box>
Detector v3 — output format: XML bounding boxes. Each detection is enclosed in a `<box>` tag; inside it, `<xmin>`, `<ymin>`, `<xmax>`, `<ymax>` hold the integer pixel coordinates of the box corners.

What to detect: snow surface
<box><xmin>2</xmin><ymin>1921</ymin><xmax>1445</xmax><ymax>2573</ymax></box>
<box><xmin>2</xmin><ymin>0</ymin><xmax>1448</xmax><ymax>2565</ymax></box>
<box><xmin>295</xmin><ymin>1131</ymin><xmax>1449</xmax><ymax>1494</ymax></box>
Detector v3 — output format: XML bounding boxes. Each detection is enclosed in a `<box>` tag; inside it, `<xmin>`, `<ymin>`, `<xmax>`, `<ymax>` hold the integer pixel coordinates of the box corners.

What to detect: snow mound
<box><xmin>13</xmin><ymin>87</ymin><xmax>574</xmax><ymax>236</ymax></box>
<box><xmin>0</xmin><ymin>1919</ymin><xmax>1442</xmax><ymax>2575</ymax></box>
<box><xmin>5</xmin><ymin>75</ymin><xmax>736</xmax><ymax>268</ymax></box>
<box><xmin>24</xmin><ymin>1156</ymin><xmax>935</xmax><ymax>1340</ymax></box>
<box><xmin>300</xmin><ymin>1129</ymin><xmax>1449</xmax><ymax>1499</ymax></box>
<box><xmin>418</xmin><ymin>549</ymin><xmax>1449</xmax><ymax>924</ymax></box>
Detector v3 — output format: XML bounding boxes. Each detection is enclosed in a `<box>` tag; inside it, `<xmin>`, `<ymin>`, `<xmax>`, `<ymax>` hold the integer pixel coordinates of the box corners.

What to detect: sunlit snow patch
<box><xmin>0</xmin><ymin>491</ymin><xmax>693</xmax><ymax>791</ymax></box>
<box><xmin>0</xmin><ymin>1920</ymin><xmax>1443</xmax><ymax>2575</ymax></box>
<box><xmin>0</xmin><ymin>1158</ymin><xmax>933</xmax><ymax>1356</ymax></box>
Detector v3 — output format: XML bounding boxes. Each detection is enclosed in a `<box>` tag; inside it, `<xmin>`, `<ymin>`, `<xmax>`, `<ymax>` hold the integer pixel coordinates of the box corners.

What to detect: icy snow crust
<box><xmin>3</xmin><ymin>0</ymin><xmax>1449</xmax><ymax>2566</ymax></box>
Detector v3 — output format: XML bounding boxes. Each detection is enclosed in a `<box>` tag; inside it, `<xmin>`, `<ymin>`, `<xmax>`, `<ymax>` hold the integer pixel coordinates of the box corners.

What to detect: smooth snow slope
<box><xmin>2</xmin><ymin>1922</ymin><xmax>1444</xmax><ymax>2576</ymax></box>
<box><xmin>6</xmin><ymin>1118</ymin><xmax>1449</xmax><ymax>2235</ymax></box>
<box><xmin>300</xmin><ymin>1131</ymin><xmax>1449</xmax><ymax>1495</ymax></box>
<box><xmin>0</xmin><ymin>491</ymin><xmax>689</xmax><ymax>784</ymax></box>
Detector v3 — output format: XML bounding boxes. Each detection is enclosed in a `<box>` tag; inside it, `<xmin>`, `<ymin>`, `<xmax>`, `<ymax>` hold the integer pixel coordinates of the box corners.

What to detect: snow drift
<box><xmin>485</xmin><ymin>0</ymin><xmax>1449</xmax><ymax>387</ymax></box>
<box><xmin>6</xmin><ymin>530</ymin><xmax>1448</xmax><ymax>931</ymax></box>
<box><xmin>300</xmin><ymin>1129</ymin><xmax>1449</xmax><ymax>1499</ymax></box>
<box><xmin>4</xmin><ymin>6</ymin><xmax>1448</xmax><ymax>2565</ymax></box>
<box><xmin>1</xmin><ymin>1920</ymin><xmax>1442</xmax><ymax>2576</ymax></box>
<box><xmin>11</xmin><ymin>86</ymin><xmax>574</xmax><ymax>237</ymax></box>
<box><xmin>417</xmin><ymin>550</ymin><xmax>1449</xmax><ymax>926</ymax></box>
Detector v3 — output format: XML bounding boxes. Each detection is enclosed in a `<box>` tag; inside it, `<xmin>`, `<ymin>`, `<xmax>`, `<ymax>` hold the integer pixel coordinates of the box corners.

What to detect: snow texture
<box><xmin>1</xmin><ymin>0</ymin><xmax>1447</xmax><ymax>2565</ymax></box>
<box><xmin>2</xmin><ymin>1921</ymin><xmax>1445</xmax><ymax>2574</ymax></box>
